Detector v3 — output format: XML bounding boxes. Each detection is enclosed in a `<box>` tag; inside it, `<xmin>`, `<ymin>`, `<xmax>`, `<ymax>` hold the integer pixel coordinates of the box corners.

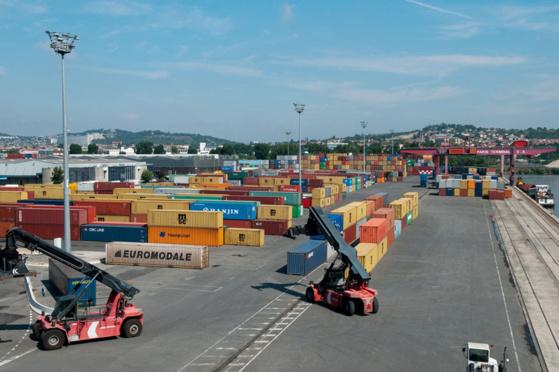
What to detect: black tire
<box><xmin>344</xmin><ymin>299</ymin><xmax>355</xmax><ymax>316</ymax></box>
<box><xmin>40</xmin><ymin>329</ymin><xmax>64</xmax><ymax>350</ymax></box>
<box><xmin>305</xmin><ymin>287</ymin><xmax>315</xmax><ymax>303</ymax></box>
<box><xmin>372</xmin><ymin>297</ymin><xmax>379</xmax><ymax>314</ymax></box>
<box><xmin>30</xmin><ymin>321</ymin><xmax>41</xmax><ymax>341</ymax></box>
<box><xmin>122</xmin><ymin>318</ymin><xmax>142</xmax><ymax>338</ymax></box>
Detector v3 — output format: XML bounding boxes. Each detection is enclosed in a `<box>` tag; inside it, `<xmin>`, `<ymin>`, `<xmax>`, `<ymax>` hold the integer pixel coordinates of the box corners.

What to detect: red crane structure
<box><xmin>401</xmin><ymin>140</ymin><xmax>555</xmax><ymax>185</ymax></box>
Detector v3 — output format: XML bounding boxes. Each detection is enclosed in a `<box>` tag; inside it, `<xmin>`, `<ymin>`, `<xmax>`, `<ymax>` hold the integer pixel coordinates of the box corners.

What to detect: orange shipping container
<box><xmin>148</xmin><ymin>226</ymin><xmax>224</xmax><ymax>246</ymax></box>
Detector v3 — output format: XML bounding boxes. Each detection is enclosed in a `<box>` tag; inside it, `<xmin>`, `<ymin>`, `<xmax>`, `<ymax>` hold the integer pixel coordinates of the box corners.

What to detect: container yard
<box><xmin>0</xmin><ymin>175</ymin><xmax>550</xmax><ymax>372</ymax></box>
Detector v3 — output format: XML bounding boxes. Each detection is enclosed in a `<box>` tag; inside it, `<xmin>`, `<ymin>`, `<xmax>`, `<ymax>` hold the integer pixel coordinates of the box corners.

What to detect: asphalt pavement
<box><xmin>0</xmin><ymin>178</ymin><xmax>541</xmax><ymax>371</ymax></box>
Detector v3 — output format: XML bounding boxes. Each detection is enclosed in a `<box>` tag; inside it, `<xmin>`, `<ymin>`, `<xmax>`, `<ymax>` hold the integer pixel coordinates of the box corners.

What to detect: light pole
<box><xmin>390</xmin><ymin>129</ymin><xmax>395</xmax><ymax>156</ymax></box>
<box><xmin>46</xmin><ymin>31</ymin><xmax>78</xmax><ymax>253</ymax></box>
<box><xmin>293</xmin><ymin>103</ymin><xmax>305</xmax><ymax>207</ymax></box>
<box><xmin>360</xmin><ymin>121</ymin><xmax>368</xmax><ymax>172</ymax></box>
<box><xmin>285</xmin><ymin>131</ymin><xmax>291</xmax><ymax>157</ymax></box>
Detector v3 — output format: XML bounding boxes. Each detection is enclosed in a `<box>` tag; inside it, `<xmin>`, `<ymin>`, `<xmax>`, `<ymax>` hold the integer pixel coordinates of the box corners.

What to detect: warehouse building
<box><xmin>0</xmin><ymin>157</ymin><xmax>147</xmax><ymax>185</ymax></box>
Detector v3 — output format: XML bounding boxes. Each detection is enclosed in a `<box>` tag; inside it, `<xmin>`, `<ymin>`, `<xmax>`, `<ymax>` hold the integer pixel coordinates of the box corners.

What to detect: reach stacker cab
<box><xmin>288</xmin><ymin>207</ymin><xmax>379</xmax><ymax>316</ymax></box>
<box><xmin>0</xmin><ymin>227</ymin><xmax>143</xmax><ymax>350</ymax></box>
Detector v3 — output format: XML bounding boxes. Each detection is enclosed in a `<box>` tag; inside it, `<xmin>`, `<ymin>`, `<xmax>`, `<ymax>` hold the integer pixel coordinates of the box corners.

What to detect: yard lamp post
<box><xmin>46</xmin><ymin>31</ymin><xmax>78</xmax><ymax>253</ymax></box>
<box><xmin>293</xmin><ymin>103</ymin><xmax>305</xmax><ymax>208</ymax></box>
<box><xmin>360</xmin><ymin>121</ymin><xmax>368</xmax><ymax>172</ymax></box>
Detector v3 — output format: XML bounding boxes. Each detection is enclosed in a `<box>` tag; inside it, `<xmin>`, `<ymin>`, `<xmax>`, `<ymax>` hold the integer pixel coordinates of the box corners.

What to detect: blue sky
<box><xmin>0</xmin><ymin>1</ymin><xmax>558</xmax><ymax>142</ymax></box>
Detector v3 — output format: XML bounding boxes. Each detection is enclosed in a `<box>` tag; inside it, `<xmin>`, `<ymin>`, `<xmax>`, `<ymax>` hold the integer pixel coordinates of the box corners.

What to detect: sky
<box><xmin>0</xmin><ymin>1</ymin><xmax>558</xmax><ymax>142</ymax></box>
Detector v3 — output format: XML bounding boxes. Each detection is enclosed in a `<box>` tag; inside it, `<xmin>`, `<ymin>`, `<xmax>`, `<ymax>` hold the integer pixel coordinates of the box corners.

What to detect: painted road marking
<box><xmin>0</xmin><ymin>309</ymin><xmax>34</xmax><ymax>369</ymax></box>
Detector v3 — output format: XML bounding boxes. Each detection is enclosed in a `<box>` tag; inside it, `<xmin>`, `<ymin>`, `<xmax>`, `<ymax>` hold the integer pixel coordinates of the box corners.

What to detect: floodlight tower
<box><xmin>286</xmin><ymin>131</ymin><xmax>292</xmax><ymax>157</ymax></box>
<box><xmin>293</xmin><ymin>103</ymin><xmax>305</xmax><ymax>207</ymax></box>
<box><xmin>360</xmin><ymin>121</ymin><xmax>368</xmax><ymax>172</ymax></box>
<box><xmin>46</xmin><ymin>31</ymin><xmax>78</xmax><ymax>253</ymax></box>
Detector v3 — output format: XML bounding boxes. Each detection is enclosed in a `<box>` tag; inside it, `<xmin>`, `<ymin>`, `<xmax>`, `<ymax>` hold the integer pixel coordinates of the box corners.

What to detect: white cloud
<box><xmin>338</xmin><ymin>85</ymin><xmax>462</xmax><ymax>105</ymax></box>
<box><xmin>498</xmin><ymin>5</ymin><xmax>559</xmax><ymax>31</ymax></box>
<box><xmin>440</xmin><ymin>22</ymin><xmax>480</xmax><ymax>39</ymax></box>
<box><xmin>282</xmin><ymin>4</ymin><xmax>294</xmax><ymax>21</ymax></box>
<box><xmin>80</xmin><ymin>66</ymin><xmax>169</xmax><ymax>79</ymax></box>
<box><xmin>278</xmin><ymin>54</ymin><xmax>525</xmax><ymax>77</ymax></box>
<box><xmin>171</xmin><ymin>62</ymin><xmax>262</xmax><ymax>77</ymax></box>
<box><xmin>405</xmin><ymin>0</ymin><xmax>471</xmax><ymax>20</ymax></box>
<box><xmin>83</xmin><ymin>1</ymin><xmax>150</xmax><ymax>16</ymax></box>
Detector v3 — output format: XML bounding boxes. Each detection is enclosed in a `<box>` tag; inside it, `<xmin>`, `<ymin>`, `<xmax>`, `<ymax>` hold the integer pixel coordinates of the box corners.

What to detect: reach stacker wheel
<box><xmin>122</xmin><ymin>318</ymin><xmax>142</xmax><ymax>338</ymax></box>
<box><xmin>344</xmin><ymin>299</ymin><xmax>355</xmax><ymax>316</ymax></box>
<box><xmin>372</xmin><ymin>297</ymin><xmax>379</xmax><ymax>314</ymax></box>
<box><xmin>40</xmin><ymin>329</ymin><xmax>64</xmax><ymax>350</ymax></box>
<box><xmin>305</xmin><ymin>287</ymin><xmax>315</xmax><ymax>303</ymax></box>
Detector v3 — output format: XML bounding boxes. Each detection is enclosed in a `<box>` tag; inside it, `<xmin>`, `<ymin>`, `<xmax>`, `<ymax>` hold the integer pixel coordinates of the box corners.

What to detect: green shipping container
<box><xmin>406</xmin><ymin>212</ymin><xmax>412</xmax><ymax>225</ymax></box>
<box><xmin>171</xmin><ymin>194</ymin><xmax>224</xmax><ymax>201</ymax></box>
<box><xmin>292</xmin><ymin>204</ymin><xmax>303</xmax><ymax>218</ymax></box>
<box><xmin>249</xmin><ymin>191</ymin><xmax>300</xmax><ymax>206</ymax></box>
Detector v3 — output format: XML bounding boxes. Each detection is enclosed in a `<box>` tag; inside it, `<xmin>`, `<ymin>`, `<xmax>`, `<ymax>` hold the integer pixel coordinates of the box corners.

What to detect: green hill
<box><xmin>79</xmin><ymin>129</ymin><xmax>238</xmax><ymax>146</ymax></box>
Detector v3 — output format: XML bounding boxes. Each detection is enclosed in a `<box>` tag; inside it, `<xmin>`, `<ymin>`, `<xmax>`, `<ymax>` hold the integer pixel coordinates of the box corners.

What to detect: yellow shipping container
<box><xmin>403</xmin><ymin>192</ymin><xmax>419</xmax><ymax>204</ymax></box>
<box><xmin>467</xmin><ymin>189</ymin><xmax>475</xmax><ymax>197</ymax></box>
<box><xmin>258</xmin><ymin>177</ymin><xmax>275</xmax><ymax>186</ymax></box>
<box><xmin>257</xmin><ymin>205</ymin><xmax>292</xmax><ymax>221</ymax></box>
<box><xmin>0</xmin><ymin>191</ymin><xmax>28</xmax><ymax>203</ymax></box>
<box><xmin>71</xmin><ymin>194</ymin><xmax>118</xmax><ymax>201</ymax></box>
<box><xmin>460</xmin><ymin>180</ymin><xmax>468</xmax><ymax>189</ymax></box>
<box><xmin>97</xmin><ymin>215</ymin><xmax>130</xmax><ymax>222</ymax></box>
<box><xmin>224</xmin><ymin>228</ymin><xmax>265</xmax><ymax>247</ymax></box>
<box><xmin>117</xmin><ymin>194</ymin><xmax>169</xmax><ymax>200</ymax></box>
<box><xmin>132</xmin><ymin>200</ymin><xmax>190</xmax><ymax>215</ymax></box>
<box><xmin>147</xmin><ymin>209</ymin><xmax>223</xmax><ymax>228</ymax></box>
<box><xmin>379</xmin><ymin>236</ymin><xmax>388</xmax><ymax>258</ymax></box>
<box><xmin>273</xmin><ymin>177</ymin><xmax>290</xmax><ymax>186</ymax></box>
<box><xmin>345</xmin><ymin>201</ymin><xmax>367</xmax><ymax>221</ymax></box>
<box><xmin>412</xmin><ymin>206</ymin><xmax>419</xmax><ymax>220</ymax></box>
<box><xmin>389</xmin><ymin>200</ymin><xmax>406</xmax><ymax>219</ymax></box>
<box><xmin>330</xmin><ymin>205</ymin><xmax>357</xmax><ymax>228</ymax></box>
<box><xmin>33</xmin><ymin>188</ymin><xmax>64</xmax><ymax>199</ymax></box>
<box><xmin>113</xmin><ymin>188</ymin><xmax>152</xmax><ymax>195</ymax></box>
<box><xmin>312</xmin><ymin>198</ymin><xmax>326</xmax><ymax>208</ymax></box>
<box><xmin>356</xmin><ymin>243</ymin><xmax>375</xmax><ymax>273</ymax></box>
<box><xmin>453</xmin><ymin>188</ymin><xmax>460</xmax><ymax>197</ymax></box>
<box><xmin>312</xmin><ymin>188</ymin><xmax>325</xmax><ymax>199</ymax></box>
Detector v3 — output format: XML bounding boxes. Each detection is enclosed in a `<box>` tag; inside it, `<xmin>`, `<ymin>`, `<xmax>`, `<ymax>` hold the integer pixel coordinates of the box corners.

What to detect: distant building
<box><xmin>57</xmin><ymin>132</ymin><xmax>104</xmax><ymax>147</ymax></box>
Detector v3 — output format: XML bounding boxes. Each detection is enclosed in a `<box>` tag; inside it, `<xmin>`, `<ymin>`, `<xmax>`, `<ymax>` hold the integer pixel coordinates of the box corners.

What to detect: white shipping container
<box><xmin>77</xmin><ymin>181</ymin><xmax>95</xmax><ymax>192</ymax></box>
<box><xmin>105</xmin><ymin>242</ymin><xmax>209</xmax><ymax>269</ymax></box>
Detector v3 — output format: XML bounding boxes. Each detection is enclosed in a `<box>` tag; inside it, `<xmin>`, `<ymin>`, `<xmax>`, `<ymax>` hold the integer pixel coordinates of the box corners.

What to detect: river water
<box><xmin>518</xmin><ymin>175</ymin><xmax>559</xmax><ymax>216</ymax></box>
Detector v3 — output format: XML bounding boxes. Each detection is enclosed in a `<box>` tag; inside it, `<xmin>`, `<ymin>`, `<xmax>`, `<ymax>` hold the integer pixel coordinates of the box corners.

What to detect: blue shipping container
<box><xmin>18</xmin><ymin>199</ymin><xmax>67</xmax><ymax>205</ymax></box>
<box><xmin>49</xmin><ymin>260</ymin><xmax>96</xmax><ymax>306</ymax></box>
<box><xmin>327</xmin><ymin>214</ymin><xmax>344</xmax><ymax>231</ymax></box>
<box><xmin>189</xmin><ymin>201</ymin><xmax>258</xmax><ymax>220</ymax></box>
<box><xmin>287</xmin><ymin>240</ymin><xmax>327</xmax><ymax>275</ymax></box>
<box><xmin>80</xmin><ymin>224</ymin><xmax>147</xmax><ymax>242</ymax></box>
<box><xmin>446</xmin><ymin>188</ymin><xmax>454</xmax><ymax>196</ymax></box>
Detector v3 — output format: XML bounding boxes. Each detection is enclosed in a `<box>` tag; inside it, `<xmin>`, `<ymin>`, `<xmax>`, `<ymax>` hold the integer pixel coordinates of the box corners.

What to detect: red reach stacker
<box><xmin>0</xmin><ymin>227</ymin><xmax>143</xmax><ymax>350</ymax></box>
<box><xmin>288</xmin><ymin>207</ymin><xmax>379</xmax><ymax>316</ymax></box>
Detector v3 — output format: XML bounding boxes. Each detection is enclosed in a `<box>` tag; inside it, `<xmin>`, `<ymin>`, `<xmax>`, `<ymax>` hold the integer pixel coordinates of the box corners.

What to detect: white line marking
<box><xmin>238</xmin><ymin>304</ymin><xmax>311</xmax><ymax>372</ymax></box>
<box><xmin>238</xmin><ymin>328</ymin><xmax>262</xmax><ymax>331</ymax></box>
<box><xmin>0</xmin><ymin>348</ymin><xmax>36</xmax><ymax>367</ymax></box>
<box><xmin>486</xmin><ymin>208</ymin><xmax>522</xmax><ymax>372</ymax></box>
<box><xmin>216</xmin><ymin>347</ymin><xmax>236</xmax><ymax>351</ymax></box>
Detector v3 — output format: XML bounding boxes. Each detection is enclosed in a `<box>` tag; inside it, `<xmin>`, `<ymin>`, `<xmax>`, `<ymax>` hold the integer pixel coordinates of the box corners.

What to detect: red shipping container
<box><xmin>0</xmin><ymin>221</ymin><xmax>15</xmax><ymax>238</ymax></box>
<box><xmin>372</xmin><ymin>208</ymin><xmax>395</xmax><ymax>227</ymax></box>
<box><xmin>308</xmin><ymin>179</ymin><xmax>324</xmax><ymax>187</ymax></box>
<box><xmin>364</xmin><ymin>200</ymin><xmax>376</xmax><ymax>217</ymax></box>
<box><xmin>387</xmin><ymin>228</ymin><xmax>394</xmax><ymax>247</ymax></box>
<box><xmin>439</xmin><ymin>188</ymin><xmax>446</xmax><ymax>196</ymax></box>
<box><xmin>279</xmin><ymin>185</ymin><xmax>300</xmax><ymax>192</ymax></box>
<box><xmin>251</xmin><ymin>220</ymin><xmax>289</xmax><ymax>235</ymax></box>
<box><xmin>0</xmin><ymin>186</ymin><xmax>24</xmax><ymax>191</ymax></box>
<box><xmin>16</xmin><ymin>207</ymin><xmax>89</xmax><ymax>226</ymax></box>
<box><xmin>359</xmin><ymin>218</ymin><xmax>389</xmax><ymax>244</ymax></box>
<box><xmin>94</xmin><ymin>182</ymin><xmax>134</xmax><ymax>193</ymax></box>
<box><xmin>488</xmin><ymin>190</ymin><xmax>505</xmax><ymax>200</ymax></box>
<box><xmin>460</xmin><ymin>189</ymin><xmax>468</xmax><ymax>197</ymax></box>
<box><xmin>224</xmin><ymin>195</ymin><xmax>285</xmax><ymax>205</ymax></box>
<box><xmin>242</xmin><ymin>177</ymin><xmax>259</xmax><ymax>185</ymax></box>
<box><xmin>302</xmin><ymin>196</ymin><xmax>312</xmax><ymax>209</ymax></box>
<box><xmin>130</xmin><ymin>214</ymin><xmax>147</xmax><ymax>223</ymax></box>
<box><xmin>224</xmin><ymin>219</ymin><xmax>253</xmax><ymax>229</ymax></box>
<box><xmin>87</xmin><ymin>221</ymin><xmax>147</xmax><ymax>227</ymax></box>
<box><xmin>18</xmin><ymin>205</ymin><xmax>96</xmax><ymax>224</ymax></box>
<box><xmin>20</xmin><ymin>223</ymin><xmax>81</xmax><ymax>240</ymax></box>
<box><xmin>74</xmin><ymin>200</ymin><xmax>131</xmax><ymax>216</ymax></box>
<box><xmin>0</xmin><ymin>204</ymin><xmax>18</xmax><ymax>222</ymax></box>
<box><xmin>343</xmin><ymin>224</ymin><xmax>357</xmax><ymax>244</ymax></box>
<box><xmin>365</xmin><ymin>194</ymin><xmax>385</xmax><ymax>210</ymax></box>
<box><xmin>401</xmin><ymin>216</ymin><xmax>407</xmax><ymax>229</ymax></box>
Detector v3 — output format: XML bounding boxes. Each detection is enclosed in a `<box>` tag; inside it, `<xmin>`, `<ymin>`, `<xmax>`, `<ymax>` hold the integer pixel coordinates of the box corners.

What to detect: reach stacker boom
<box><xmin>0</xmin><ymin>227</ymin><xmax>143</xmax><ymax>350</ymax></box>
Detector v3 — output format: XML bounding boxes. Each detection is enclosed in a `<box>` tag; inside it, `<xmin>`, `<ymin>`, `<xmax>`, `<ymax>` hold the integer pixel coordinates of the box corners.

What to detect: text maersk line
<box><xmin>114</xmin><ymin>249</ymin><xmax>193</xmax><ymax>261</ymax></box>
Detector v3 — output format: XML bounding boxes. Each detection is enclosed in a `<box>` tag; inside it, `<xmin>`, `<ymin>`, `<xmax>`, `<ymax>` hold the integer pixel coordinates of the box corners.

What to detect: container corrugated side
<box><xmin>81</xmin><ymin>224</ymin><xmax>147</xmax><ymax>242</ymax></box>
<box><xmin>189</xmin><ymin>201</ymin><xmax>257</xmax><ymax>221</ymax></box>
<box><xmin>224</xmin><ymin>228</ymin><xmax>265</xmax><ymax>247</ymax></box>
<box><xmin>147</xmin><ymin>226</ymin><xmax>224</xmax><ymax>246</ymax></box>
<box><xmin>344</xmin><ymin>201</ymin><xmax>367</xmax><ymax>221</ymax></box>
<box><xmin>49</xmin><ymin>259</ymin><xmax>96</xmax><ymax>305</ymax></box>
<box><xmin>287</xmin><ymin>240</ymin><xmax>327</xmax><ymax>275</ymax></box>
<box><xmin>117</xmin><ymin>194</ymin><xmax>169</xmax><ymax>200</ymax></box>
<box><xmin>105</xmin><ymin>242</ymin><xmax>209</xmax><ymax>269</ymax></box>
<box><xmin>257</xmin><ymin>205</ymin><xmax>292</xmax><ymax>221</ymax></box>
<box><xmin>147</xmin><ymin>209</ymin><xmax>223</xmax><ymax>228</ymax></box>
<box><xmin>0</xmin><ymin>191</ymin><xmax>29</xmax><ymax>203</ymax></box>
<box><xmin>132</xmin><ymin>200</ymin><xmax>190</xmax><ymax>215</ymax></box>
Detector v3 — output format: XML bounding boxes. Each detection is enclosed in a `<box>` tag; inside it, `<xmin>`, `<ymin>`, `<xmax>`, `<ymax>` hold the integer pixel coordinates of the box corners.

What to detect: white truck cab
<box><xmin>463</xmin><ymin>342</ymin><xmax>506</xmax><ymax>372</ymax></box>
